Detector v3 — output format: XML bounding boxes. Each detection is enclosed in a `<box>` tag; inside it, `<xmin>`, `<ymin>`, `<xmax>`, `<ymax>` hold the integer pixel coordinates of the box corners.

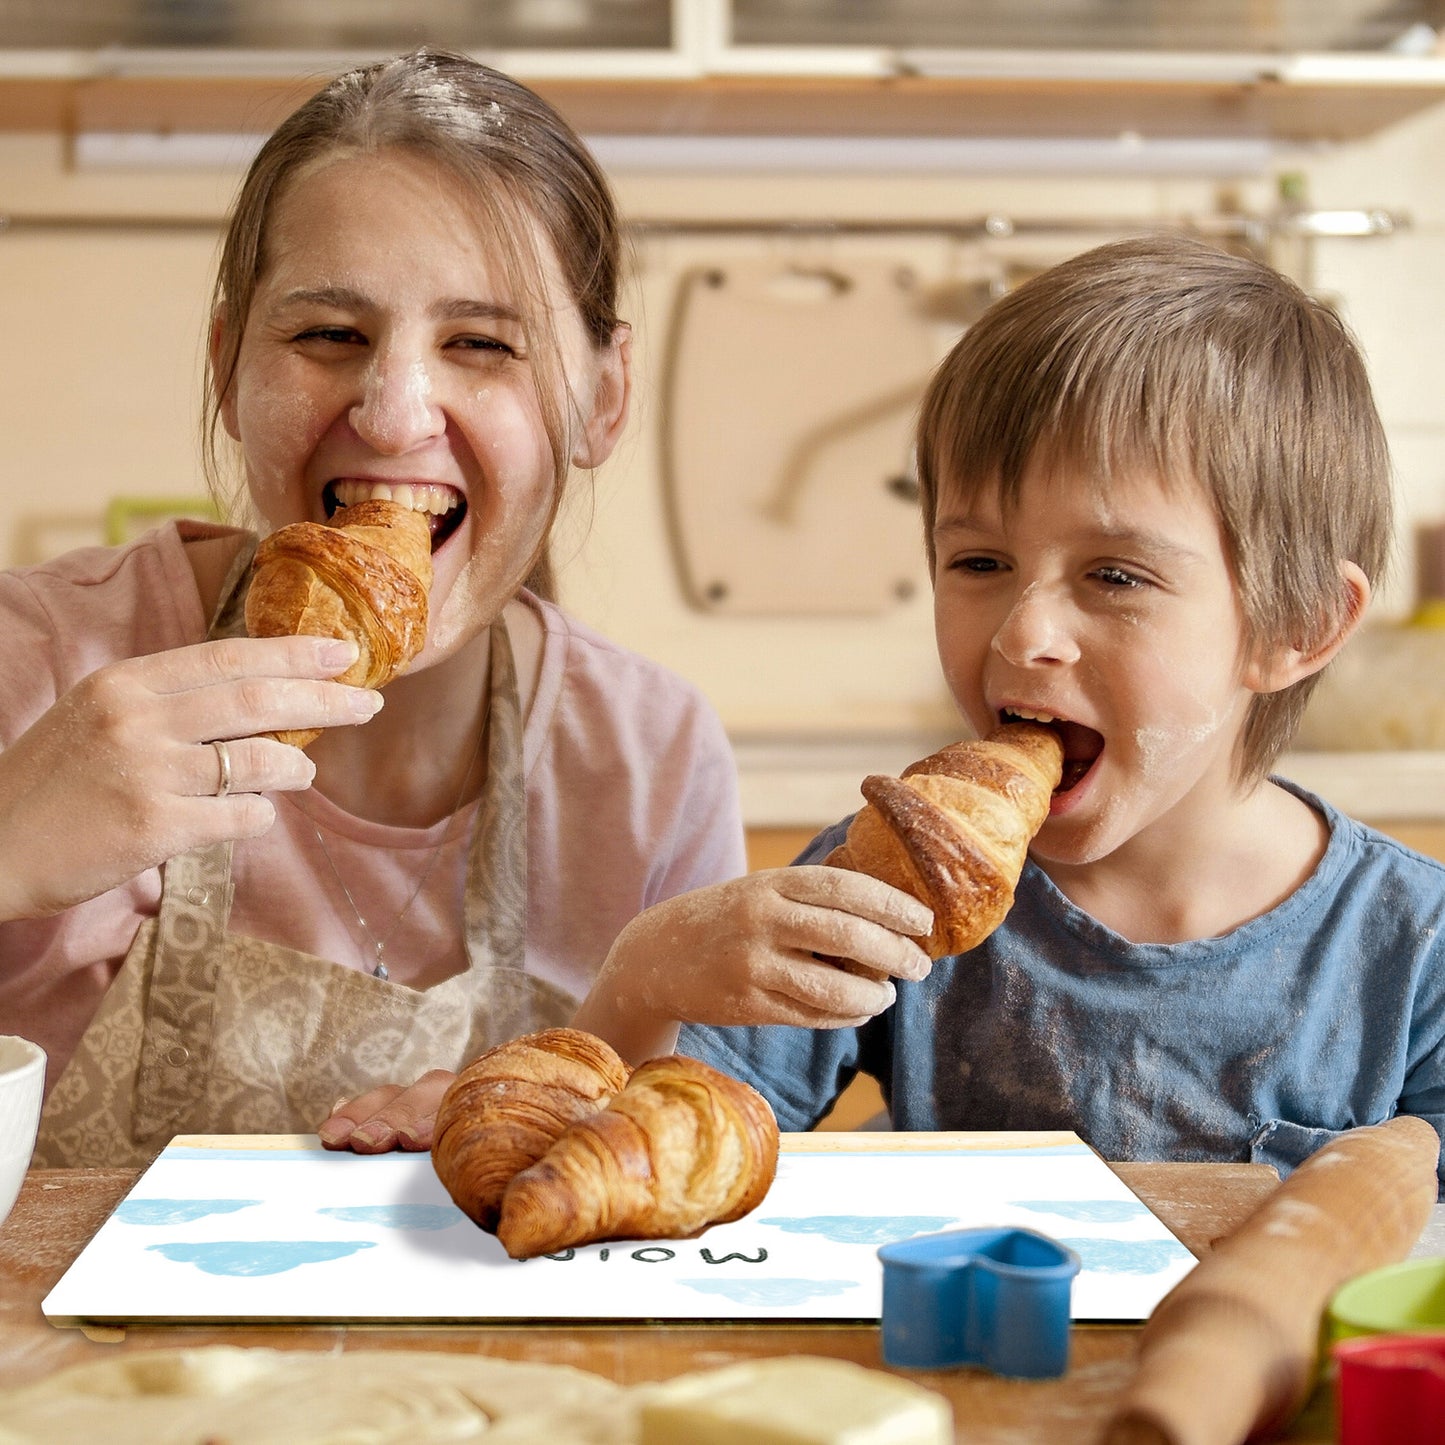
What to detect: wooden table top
<box><xmin>0</xmin><ymin>1149</ymin><xmax>1341</xmax><ymax>1444</ymax></box>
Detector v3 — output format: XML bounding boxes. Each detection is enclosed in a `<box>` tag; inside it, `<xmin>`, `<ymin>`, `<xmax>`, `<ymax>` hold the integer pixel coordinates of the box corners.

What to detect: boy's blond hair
<box><xmin>916</xmin><ymin>232</ymin><xmax>1393</xmax><ymax>784</ymax></box>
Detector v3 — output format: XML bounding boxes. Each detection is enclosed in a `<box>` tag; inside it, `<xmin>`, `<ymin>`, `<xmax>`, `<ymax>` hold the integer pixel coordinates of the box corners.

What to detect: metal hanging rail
<box><xmin>0</xmin><ymin>208</ymin><xmax>1406</xmax><ymax>239</ymax></box>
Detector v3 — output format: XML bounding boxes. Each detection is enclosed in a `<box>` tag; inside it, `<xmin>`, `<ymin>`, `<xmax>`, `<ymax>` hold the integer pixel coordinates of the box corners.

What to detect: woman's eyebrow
<box><xmin>276</xmin><ymin>287</ymin><xmax>522</xmax><ymax>324</ymax></box>
<box><xmin>432</xmin><ymin>297</ymin><xmax>524</xmax><ymax>324</ymax></box>
<box><xmin>277</xmin><ymin>285</ymin><xmax>370</xmax><ymax>310</ymax></box>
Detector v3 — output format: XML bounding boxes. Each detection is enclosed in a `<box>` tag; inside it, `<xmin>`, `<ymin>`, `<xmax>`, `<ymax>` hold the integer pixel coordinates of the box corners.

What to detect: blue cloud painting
<box><xmin>1058</xmin><ymin>1238</ymin><xmax>1193</xmax><ymax>1275</ymax></box>
<box><xmin>1013</xmin><ymin>1200</ymin><xmax>1150</xmax><ymax>1224</ymax></box>
<box><xmin>114</xmin><ymin>1199</ymin><xmax>260</xmax><ymax>1226</ymax></box>
<box><xmin>755</xmin><ymin>1215</ymin><xmax>956</xmax><ymax>1245</ymax></box>
<box><xmin>679</xmin><ymin>1278</ymin><xmax>857</xmax><ymax>1307</ymax></box>
<box><xmin>317</xmin><ymin>1205</ymin><xmax>459</xmax><ymax>1231</ymax></box>
<box><xmin>146</xmin><ymin>1241</ymin><xmax>377</xmax><ymax>1276</ymax></box>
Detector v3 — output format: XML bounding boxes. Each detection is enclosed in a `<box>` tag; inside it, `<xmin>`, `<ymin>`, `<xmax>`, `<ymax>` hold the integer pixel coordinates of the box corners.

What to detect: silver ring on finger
<box><xmin>211</xmin><ymin>739</ymin><xmax>233</xmax><ymax>798</ymax></box>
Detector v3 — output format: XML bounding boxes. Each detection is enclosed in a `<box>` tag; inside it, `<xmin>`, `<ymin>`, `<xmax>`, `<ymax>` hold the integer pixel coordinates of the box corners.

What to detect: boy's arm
<box><xmin>570</xmin><ymin>866</ymin><xmax>934</xmax><ymax>1067</ymax></box>
<box><xmin>680</xmin><ymin>1018</ymin><xmax>869</xmax><ymax>1133</ymax></box>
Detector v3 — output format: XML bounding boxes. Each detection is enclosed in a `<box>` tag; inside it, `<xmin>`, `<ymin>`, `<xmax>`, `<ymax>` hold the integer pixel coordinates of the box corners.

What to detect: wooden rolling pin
<box><xmin>1101</xmin><ymin>1115</ymin><xmax>1440</xmax><ymax>1445</ymax></box>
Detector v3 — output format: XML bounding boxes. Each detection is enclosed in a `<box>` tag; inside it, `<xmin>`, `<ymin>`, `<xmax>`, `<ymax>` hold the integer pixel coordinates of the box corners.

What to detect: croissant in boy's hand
<box><xmin>244</xmin><ymin>498</ymin><xmax>433</xmax><ymax>748</ymax></box>
<box><xmin>431</xmin><ymin>1027</ymin><xmax>780</xmax><ymax>1260</ymax></box>
<box><xmin>827</xmin><ymin>721</ymin><xmax>1063</xmax><ymax>958</ymax></box>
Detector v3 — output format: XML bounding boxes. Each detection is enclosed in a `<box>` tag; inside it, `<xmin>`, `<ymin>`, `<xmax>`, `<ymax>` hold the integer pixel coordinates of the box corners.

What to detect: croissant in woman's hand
<box><xmin>431</xmin><ymin>1029</ymin><xmax>780</xmax><ymax>1259</ymax></box>
<box><xmin>244</xmin><ymin>498</ymin><xmax>433</xmax><ymax>747</ymax></box>
<box><xmin>432</xmin><ymin>1028</ymin><xmax>631</xmax><ymax>1232</ymax></box>
<box><xmin>827</xmin><ymin>721</ymin><xmax>1062</xmax><ymax>958</ymax></box>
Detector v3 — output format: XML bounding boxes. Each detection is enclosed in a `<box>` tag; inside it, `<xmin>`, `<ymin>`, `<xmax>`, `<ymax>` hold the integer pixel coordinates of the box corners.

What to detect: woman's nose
<box><xmin>348</xmin><ymin>349</ymin><xmax>445</xmax><ymax>452</ymax></box>
<box><xmin>991</xmin><ymin>583</ymin><xmax>1081</xmax><ymax>668</ymax></box>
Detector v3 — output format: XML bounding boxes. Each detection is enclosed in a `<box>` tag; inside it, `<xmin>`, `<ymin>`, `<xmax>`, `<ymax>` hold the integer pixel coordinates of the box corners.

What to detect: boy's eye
<box><xmin>1093</xmin><ymin>565</ymin><xmax>1146</xmax><ymax>589</ymax></box>
<box><xmin>950</xmin><ymin>554</ymin><xmax>1002</xmax><ymax>575</ymax></box>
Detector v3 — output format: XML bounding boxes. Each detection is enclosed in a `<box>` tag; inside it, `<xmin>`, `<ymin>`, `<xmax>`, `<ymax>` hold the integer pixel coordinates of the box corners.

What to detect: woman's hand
<box><xmin>0</xmin><ymin>634</ymin><xmax>382</xmax><ymax>922</ymax></box>
<box><xmin>318</xmin><ymin>1070</ymin><xmax>455</xmax><ymax>1153</ymax></box>
<box><xmin>572</xmin><ymin>866</ymin><xmax>935</xmax><ymax>1064</ymax></box>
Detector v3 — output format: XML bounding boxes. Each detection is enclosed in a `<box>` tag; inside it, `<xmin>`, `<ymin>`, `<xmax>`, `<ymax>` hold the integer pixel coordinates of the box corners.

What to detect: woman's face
<box><xmin>219</xmin><ymin>147</ymin><xmax>626</xmax><ymax>664</ymax></box>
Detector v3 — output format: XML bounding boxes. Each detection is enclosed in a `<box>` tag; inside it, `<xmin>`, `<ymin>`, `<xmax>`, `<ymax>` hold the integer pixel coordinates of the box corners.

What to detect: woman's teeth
<box><xmin>331</xmin><ymin>479</ymin><xmax>459</xmax><ymax>516</ymax></box>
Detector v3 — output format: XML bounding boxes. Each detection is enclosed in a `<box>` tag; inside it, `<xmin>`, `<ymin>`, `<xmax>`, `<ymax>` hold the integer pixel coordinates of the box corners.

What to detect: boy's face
<box><xmin>931</xmin><ymin>459</ymin><xmax>1267</xmax><ymax>867</ymax></box>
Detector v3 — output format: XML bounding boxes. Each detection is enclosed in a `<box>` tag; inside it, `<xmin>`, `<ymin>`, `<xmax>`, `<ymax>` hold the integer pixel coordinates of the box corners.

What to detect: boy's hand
<box><xmin>574</xmin><ymin>867</ymin><xmax>934</xmax><ymax>1063</ymax></box>
<box><xmin>318</xmin><ymin>1069</ymin><xmax>456</xmax><ymax>1153</ymax></box>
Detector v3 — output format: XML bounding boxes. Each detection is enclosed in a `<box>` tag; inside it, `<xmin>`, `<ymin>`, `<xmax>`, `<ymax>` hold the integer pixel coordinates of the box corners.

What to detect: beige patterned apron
<box><xmin>35</xmin><ymin>544</ymin><xmax>570</xmax><ymax>1168</ymax></box>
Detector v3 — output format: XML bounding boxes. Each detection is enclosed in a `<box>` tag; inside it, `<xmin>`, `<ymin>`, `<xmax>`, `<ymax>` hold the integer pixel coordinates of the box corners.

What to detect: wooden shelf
<box><xmin>2</xmin><ymin>69</ymin><xmax>1445</xmax><ymax>143</ymax></box>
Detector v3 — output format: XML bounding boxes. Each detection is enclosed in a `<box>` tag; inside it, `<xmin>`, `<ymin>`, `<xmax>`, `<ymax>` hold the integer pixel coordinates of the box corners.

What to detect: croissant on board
<box><xmin>432</xmin><ymin>1028</ymin><xmax>631</xmax><ymax>1232</ymax></box>
<box><xmin>826</xmin><ymin>721</ymin><xmax>1063</xmax><ymax>959</ymax></box>
<box><xmin>244</xmin><ymin>498</ymin><xmax>434</xmax><ymax>747</ymax></box>
<box><xmin>496</xmin><ymin>1051</ymin><xmax>780</xmax><ymax>1260</ymax></box>
<box><xmin>431</xmin><ymin>1028</ymin><xmax>781</xmax><ymax>1260</ymax></box>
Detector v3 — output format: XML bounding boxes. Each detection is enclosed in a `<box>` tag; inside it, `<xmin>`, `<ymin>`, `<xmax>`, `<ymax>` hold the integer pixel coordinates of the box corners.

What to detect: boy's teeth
<box><xmin>333</xmin><ymin>480</ymin><xmax>458</xmax><ymax>515</ymax></box>
<box><xmin>1007</xmin><ymin>708</ymin><xmax>1059</xmax><ymax>723</ymax></box>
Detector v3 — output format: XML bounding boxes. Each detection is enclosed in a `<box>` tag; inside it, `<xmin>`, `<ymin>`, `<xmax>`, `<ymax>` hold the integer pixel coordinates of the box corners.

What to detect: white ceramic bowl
<box><xmin>0</xmin><ymin>1036</ymin><xmax>45</xmax><ymax>1232</ymax></box>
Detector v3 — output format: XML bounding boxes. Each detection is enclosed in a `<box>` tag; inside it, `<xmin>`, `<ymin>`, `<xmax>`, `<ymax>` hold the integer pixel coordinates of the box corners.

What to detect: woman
<box><xmin>5</xmin><ymin>49</ymin><xmax>743</xmax><ymax>1166</ymax></box>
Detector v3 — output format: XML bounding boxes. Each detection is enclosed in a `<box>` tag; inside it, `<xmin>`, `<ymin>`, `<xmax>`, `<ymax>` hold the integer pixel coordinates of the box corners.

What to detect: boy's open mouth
<box><xmin>325</xmin><ymin>479</ymin><xmax>467</xmax><ymax>552</ymax></box>
<box><xmin>1000</xmin><ymin>708</ymin><xmax>1104</xmax><ymax>793</ymax></box>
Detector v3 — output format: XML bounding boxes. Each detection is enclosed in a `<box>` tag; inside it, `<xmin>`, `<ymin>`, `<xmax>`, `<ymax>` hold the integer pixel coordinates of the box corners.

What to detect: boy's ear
<box><xmin>571</xmin><ymin>324</ymin><xmax>632</xmax><ymax>469</ymax></box>
<box><xmin>209</xmin><ymin>310</ymin><xmax>241</xmax><ymax>442</ymax></box>
<box><xmin>1244</xmin><ymin>560</ymin><xmax>1371</xmax><ymax>694</ymax></box>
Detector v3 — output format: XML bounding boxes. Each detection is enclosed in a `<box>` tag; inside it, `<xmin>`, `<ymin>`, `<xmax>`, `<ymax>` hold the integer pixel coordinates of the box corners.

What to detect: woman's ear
<box><xmin>1244</xmin><ymin>560</ymin><xmax>1372</xmax><ymax>694</ymax></box>
<box><xmin>209</xmin><ymin>310</ymin><xmax>241</xmax><ymax>442</ymax></box>
<box><xmin>571</xmin><ymin>323</ymin><xmax>632</xmax><ymax>469</ymax></box>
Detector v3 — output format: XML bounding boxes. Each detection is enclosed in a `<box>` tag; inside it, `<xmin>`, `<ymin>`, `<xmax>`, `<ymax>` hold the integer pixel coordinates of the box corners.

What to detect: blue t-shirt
<box><xmin>682</xmin><ymin>781</ymin><xmax>1445</xmax><ymax>1191</ymax></box>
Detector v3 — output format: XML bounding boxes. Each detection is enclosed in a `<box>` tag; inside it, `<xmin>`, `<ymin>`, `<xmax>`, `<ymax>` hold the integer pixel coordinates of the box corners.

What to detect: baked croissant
<box><xmin>495</xmin><ymin>1052</ymin><xmax>780</xmax><ymax>1260</ymax></box>
<box><xmin>244</xmin><ymin>498</ymin><xmax>433</xmax><ymax>747</ymax></box>
<box><xmin>432</xmin><ymin>1028</ymin><xmax>631</xmax><ymax>1232</ymax></box>
<box><xmin>826</xmin><ymin>721</ymin><xmax>1062</xmax><ymax>958</ymax></box>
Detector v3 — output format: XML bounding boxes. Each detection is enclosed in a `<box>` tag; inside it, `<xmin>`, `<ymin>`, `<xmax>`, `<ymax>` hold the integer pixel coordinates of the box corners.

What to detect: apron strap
<box><xmin>131</xmin><ymin>841</ymin><xmax>234</xmax><ymax>1140</ymax></box>
<box><xmin>464</xmin><ymin>615</ymin><xmax>527</xmax><ymax>970</ymax></box>
<box><xmin>130</xmin><ymin>538</ymin><xmax>255</xmax><ymax>1139</ymax></box>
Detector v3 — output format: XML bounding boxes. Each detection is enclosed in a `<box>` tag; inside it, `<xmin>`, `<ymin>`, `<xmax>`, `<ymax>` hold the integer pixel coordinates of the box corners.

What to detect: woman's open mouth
<box><xmin>325</xmin><ymin>479</ymin><xmax>467</xmax><ymax>552</ymax></box>
<box><xmin>1000</xmin><ymin>708</ymin><xmax>1104</xmax><ymax>793</ymax></box>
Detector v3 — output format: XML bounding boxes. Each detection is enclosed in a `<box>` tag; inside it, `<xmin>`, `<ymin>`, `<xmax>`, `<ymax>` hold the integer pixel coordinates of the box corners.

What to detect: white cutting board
<box><xmin>42</xmin><ymin>1132</ymin><xmax>1195</xmax><ymax>1326</ymax></box>
<box><xmin>661</xmin><ymin>258</ymin><xmax>940</xmax><ymax>615</ymax></box>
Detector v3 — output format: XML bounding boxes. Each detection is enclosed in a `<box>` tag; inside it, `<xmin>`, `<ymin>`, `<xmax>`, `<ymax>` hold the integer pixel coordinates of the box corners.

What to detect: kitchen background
<box><xmin>4</xmin><ymin>0</ymin><xmax>1445</xmax><ymax>866</ymax></box>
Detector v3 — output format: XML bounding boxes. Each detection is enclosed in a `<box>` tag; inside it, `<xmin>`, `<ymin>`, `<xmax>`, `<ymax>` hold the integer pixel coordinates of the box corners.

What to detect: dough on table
<box><xmin>0</xmin><ymin>1347</ymin><xmax>953</xmax><ymax>1445</ymax></box>
<box><xmin>637</xmin><ymin>1356</ymin><xmax>953</xmax><ymax>1445</ymax></box>
<box><xmin>0</xmin><ymin>1347</ymin><xmax>631</xmax><ymax>1444</ymax></box>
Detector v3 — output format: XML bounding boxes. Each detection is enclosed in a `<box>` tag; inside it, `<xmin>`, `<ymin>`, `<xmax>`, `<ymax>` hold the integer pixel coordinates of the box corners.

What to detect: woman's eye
<box><xmin>294</xmin><ymin>326</ymin><xmax>364</xmax><ymax>346</ymax></box>
<box><xmin>452</xmin><ymin>335</ymin><xmax>519</xmax><ymax>358</ymax></box>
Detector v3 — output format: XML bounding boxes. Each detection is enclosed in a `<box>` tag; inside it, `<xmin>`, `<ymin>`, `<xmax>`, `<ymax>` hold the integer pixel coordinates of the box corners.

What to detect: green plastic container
<box><xmin>1328</xmin><ymin>1258</ymin><xmax>1445</xmax><ymax>1344</ymax></box>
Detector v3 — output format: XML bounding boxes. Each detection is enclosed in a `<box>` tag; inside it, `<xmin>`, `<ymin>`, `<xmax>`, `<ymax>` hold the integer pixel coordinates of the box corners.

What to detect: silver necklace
<box><xmin>302</xmin><ymin>718</ymin><xmax>488</xmax><ymax>981</ymax></box>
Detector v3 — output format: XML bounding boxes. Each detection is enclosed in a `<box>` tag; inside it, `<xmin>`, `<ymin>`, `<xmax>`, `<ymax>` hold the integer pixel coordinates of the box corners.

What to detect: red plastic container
<box><xmin>1332</xmin><ymin>1334</ymin><xmax>1445</xmax><ymax>1444</ymax></box>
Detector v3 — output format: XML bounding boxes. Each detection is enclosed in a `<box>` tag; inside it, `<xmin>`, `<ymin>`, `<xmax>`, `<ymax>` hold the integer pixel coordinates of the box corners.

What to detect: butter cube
<box><xmin>637</xmin><ymin>1356</ymin><xmax>952</xmax><ymax>1445</ymax></box>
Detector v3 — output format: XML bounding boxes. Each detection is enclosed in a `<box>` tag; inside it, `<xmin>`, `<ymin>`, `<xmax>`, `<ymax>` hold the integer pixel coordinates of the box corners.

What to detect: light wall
<box><xmin>0</xmin><ymin>105</ymin><xmax>1440</xmax><ymax>743</ymax></box>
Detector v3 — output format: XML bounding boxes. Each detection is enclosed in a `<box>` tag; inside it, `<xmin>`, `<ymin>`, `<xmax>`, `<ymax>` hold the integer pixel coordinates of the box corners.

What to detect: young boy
<box><xmin>578</xmin><ymin>232</ymin><xmax>1445</xmax><ymax>1189</ymax></box>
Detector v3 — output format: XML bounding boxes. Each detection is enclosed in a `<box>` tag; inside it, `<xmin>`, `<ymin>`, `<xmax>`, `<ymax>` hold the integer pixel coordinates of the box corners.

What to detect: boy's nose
<box><xmin>991</xmin><ymin>584</ymin><xmax>1081</xmax><ymax>668</ymax></box>
<box><xmin>348</xmin><ymin>349</ymin><xmax>445</xmax><ymax>453</ymax></box>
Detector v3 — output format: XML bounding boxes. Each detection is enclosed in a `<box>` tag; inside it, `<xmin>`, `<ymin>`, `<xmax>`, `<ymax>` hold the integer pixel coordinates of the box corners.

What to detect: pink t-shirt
<box><xmin>0</xmin><ymin>523</ymin><xmax>746</xmax><ymax>1090</ymax></box>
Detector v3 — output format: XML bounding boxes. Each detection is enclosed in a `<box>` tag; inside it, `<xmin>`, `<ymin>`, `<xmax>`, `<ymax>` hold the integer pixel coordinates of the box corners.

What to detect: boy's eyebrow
<box><xmin>276</xmin><ymin>286</ymin><xmax>523</xmax><ymax>323</ymax></box>
<box><xmin>933</xmin><ymin>512</ymin><xmax>1207</xmax><ymax>566</ymax></box>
